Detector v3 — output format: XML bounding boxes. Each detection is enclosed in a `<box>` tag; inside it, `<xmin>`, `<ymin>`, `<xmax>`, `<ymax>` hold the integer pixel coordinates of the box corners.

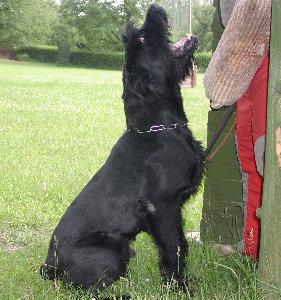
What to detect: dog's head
<box><xmin>122</xmin><ymin>4</ymin><xmax>196</xmax><ymax>97</ymax></box>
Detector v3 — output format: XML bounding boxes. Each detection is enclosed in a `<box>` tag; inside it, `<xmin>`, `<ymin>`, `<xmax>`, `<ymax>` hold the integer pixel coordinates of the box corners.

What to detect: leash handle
<box><xmin>207</xmin><ymin>118</ymin><xmax>236</xmax><ymax>161</ymax></box>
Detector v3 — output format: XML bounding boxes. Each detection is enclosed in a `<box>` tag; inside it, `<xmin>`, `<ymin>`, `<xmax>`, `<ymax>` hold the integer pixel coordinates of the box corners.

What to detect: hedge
<box><xmin>16</xmin><ymin>46</ymin><xmax>58</xmax><ymax>64</ymax></box>
<box><xmin>70</xmin><ymin>50</ymin><xmax>124</xmax><ymax>70</ymax></box>
<box><xmin>16</xmin><ymin>46</ymin><xmax>212</xmax><ymax>72</ymax></box>
<box><xmin>194</xmin><ymin>52</ymin><xmax>212</xmax><ymax>72</ymax></box>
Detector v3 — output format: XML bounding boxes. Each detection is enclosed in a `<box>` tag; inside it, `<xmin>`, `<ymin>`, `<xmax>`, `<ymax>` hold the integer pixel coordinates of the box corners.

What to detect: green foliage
<box><xmin>69</xmin><ymin>0</ymin><xmax>152</xmax><ymax>52</ymax></box>
<box><xmin>16</xmin><ymin>46</ymin><xmax>211</xmax><ymax>71</ymax></box>
<box><xmin>0</xmin><ymin>0</ymin><xmax>57</xmax><ymax>48</ymax></box>
<box><xmin>155</xmin><ymin>0</ymin><xmax>214</xmax><ymax>51</ymax></box>
<box><xmin>158</xmin><ymin>0</ymin><xmax>191</xmax><ymax>41</ymax></box>
<box><xmin>194</xmin><ymin>51</ymin><xmax>212</xmax><ymax>72</ymax></box>
<box><xmin>211</xmin><ymin>0</ymin><xmax>224</xmax><ymax>51</ymax></box>
<box><xmin>15</xmin><ymin>46</ymin><xmax>124</xmax><ymax>69</ymax></box>
<box><xmin>16</xmin><ymin>46</ymin><xmax>58</xmax><ymax>63</ymax></box>
<box><xmin>192</xmin><ymin>0</ymin><xmax>215</xmax><ymax>52</ymax></box>
<box><xmin>0</xmin><ymin>0</ymin><xmax>216</xmax><ymax>56</ymax></box>
<box><xmin>74</xmin><ymin>0</ymin><xmax>123</xmax><ymax>51</ymax></box>
<box><xmin>51</xmin><ymin>0</ymin><xmax>82</xmax><ymax>64</ymax></box>
<box><xmin>0</xmin><ymin>0</ymin><xmax>215</xmax><ymax>55</ymax></box>
<box><xmin>70</xmin><ymin>50</ymin><xmax>124</xmax><ymax>69</ymax></box>
<box><xmin>16</xmin><ymin>53</ymin><xmax>30</xmax><ymax>62</ymax></box>
<box><xmin>52</xmin><ymin>0</ymin><xmax>82</xmax><ymax>46</ymax></box>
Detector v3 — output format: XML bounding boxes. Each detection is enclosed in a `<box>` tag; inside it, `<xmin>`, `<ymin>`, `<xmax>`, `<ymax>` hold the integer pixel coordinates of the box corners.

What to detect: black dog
<box><xmin>40</xmin><ymin>4</ymin><xmax>204</xmax><ymax>293</ymax></box>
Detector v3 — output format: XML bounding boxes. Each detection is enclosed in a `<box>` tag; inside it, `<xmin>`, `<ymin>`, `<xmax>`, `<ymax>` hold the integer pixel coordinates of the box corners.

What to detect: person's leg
<box><xmin>251</xmin><ymin>54</ymin><xmax>269</xmax><ymax>176</ymax></box>
<box><xmin>236</xmin><ymin>55</ymin><xmax>269</xmax><ymax>259</ymax></box>
<box><xmin>214</xmin><ymin>55</ymin><xmax>269</xmax><ymax>258</ymax></box>
<box><xmin>236</xmin><ymin>90</ymin><xmax>261</xmax><ymax>258</ymax></box>
<box><xmin>246</xmin><ymin>54</ymin><xmax>269</xmax><ymax>258</ymax></box>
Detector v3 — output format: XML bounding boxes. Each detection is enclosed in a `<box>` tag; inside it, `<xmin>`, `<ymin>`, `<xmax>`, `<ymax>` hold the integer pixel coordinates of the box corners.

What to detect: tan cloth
<box><xmin>204</xmin><ymin>0</ymin><xmax>271</xmax><ymax>109</ymax></box>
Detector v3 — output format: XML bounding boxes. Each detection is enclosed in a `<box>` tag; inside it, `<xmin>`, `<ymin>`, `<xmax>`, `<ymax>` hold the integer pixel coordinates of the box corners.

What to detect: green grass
<box><xmin>0</xmin><ymin>60</ymin><xmax>276</xmax><ymax>299</ymax></box>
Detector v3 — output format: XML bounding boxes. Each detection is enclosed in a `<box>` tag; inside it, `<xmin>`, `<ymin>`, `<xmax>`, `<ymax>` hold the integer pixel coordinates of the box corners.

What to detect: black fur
<box><xmin>40</xmin><ymin>4</ymin><xmax>205</xmax><ymax>294</ymax></box>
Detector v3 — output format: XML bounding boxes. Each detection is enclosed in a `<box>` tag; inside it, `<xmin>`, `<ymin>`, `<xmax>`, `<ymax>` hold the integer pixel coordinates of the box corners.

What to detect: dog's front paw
<box><xmin>177</xmin><ymin>279</ymin><xmax>193</xmax><ymax>297</ymax></box>
<box><xmin>163</xmin><ymin>277</ymin><xmax>193</xmax><ymax>297</ymax></box>
<box><xmin>40</xmin><ymin>263</ymin><xmax>57</xmax><ymax>280</ymax></box>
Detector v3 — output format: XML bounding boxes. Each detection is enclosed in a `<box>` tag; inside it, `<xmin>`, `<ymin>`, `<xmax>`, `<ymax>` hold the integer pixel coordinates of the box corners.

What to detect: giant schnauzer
<box><xmin>40</xmin><ymin>4</ymin><xmax>205</xmax><ymax>294</ymax></box>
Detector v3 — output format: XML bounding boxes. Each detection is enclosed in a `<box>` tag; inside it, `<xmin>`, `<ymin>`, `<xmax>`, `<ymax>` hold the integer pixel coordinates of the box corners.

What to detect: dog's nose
<box><xmin>190</xmin><ymin>35</ymin><xmax>197</xmax><ymax>49</ymax></box>
<box><xmin>184</xmin><ymin>34</ymin><xmax>197</xmax><ymax>49</ymax></box>
<box><xmin>147</xmin><ymin>4</ymin><xmax>168</xmax><ymax>21</ymax></box>
<box><xmin>143</xmin><ymin>4</ymin><xmax>168</xmax><ymax>33</ymax></box>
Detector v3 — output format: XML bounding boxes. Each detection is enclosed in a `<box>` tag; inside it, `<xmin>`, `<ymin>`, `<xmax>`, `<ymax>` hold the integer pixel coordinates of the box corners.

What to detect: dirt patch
<box><xmin>0</xmin><ymin>231</ymin><xmax>24</xmax><ymax>252</ymax></box>
<box><xmin>0</xmin><ymin>225</ymin><xmax>52</xmax><ymax>253</ymax></box>
<box><xmin>0</xmin><ymin>48</ymin><xmax>17</xmax><ymax>60</ymax></box>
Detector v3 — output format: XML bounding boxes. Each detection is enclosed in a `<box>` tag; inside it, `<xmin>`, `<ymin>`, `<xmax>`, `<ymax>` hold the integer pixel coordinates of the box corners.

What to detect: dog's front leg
<box><xmin>137</xmin><ymin>167</ymin><xmax>189</xmax><ymax>290</ymax></box>
<box><xmin>146</xmin><ymin>208</ymin><xmax>188</xmax><ymax>290</ymax></box>
<box><xmin>137</xmin><ymin>169</ymin><xmax>189</xmax><ymax>290</ymax></box>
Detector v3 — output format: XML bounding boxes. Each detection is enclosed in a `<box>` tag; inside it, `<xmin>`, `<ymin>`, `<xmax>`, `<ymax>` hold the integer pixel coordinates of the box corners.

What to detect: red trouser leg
<box><xmin>236</xmin><ymin>55</ymin><xmax>269</xmax><ymax>259</ymax></box>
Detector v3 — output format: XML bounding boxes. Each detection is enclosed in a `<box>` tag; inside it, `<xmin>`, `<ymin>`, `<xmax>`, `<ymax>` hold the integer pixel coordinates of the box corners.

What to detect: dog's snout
<box><xmin>190</xmin><ymin>35</ymin><xmax>198</xmax><ymax>50</ymax></box>
<box><xmin>171</xmin><ymin>34</ymin><xmax>197</xmax><ymax>57</ymax></box>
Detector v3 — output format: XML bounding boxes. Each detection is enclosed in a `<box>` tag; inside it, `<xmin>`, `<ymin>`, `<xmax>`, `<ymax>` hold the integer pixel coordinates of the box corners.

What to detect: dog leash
<box><xmin>205</xmin><ymin>103</ymin><xmax>236</xmax><ymax>161</ymax></box>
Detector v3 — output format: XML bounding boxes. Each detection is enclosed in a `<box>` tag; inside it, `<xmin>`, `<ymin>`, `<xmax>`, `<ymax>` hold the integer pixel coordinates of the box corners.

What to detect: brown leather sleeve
<box><xmin>204</xmin><ymin>0</ymin><xmax>271</xmax><ymax>109</ymax></box>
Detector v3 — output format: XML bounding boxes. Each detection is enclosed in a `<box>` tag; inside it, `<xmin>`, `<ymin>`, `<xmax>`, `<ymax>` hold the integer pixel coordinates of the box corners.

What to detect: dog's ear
<box><xmin>122</xmin><ymin>22</ymin><xmax>144</xmax><ymax>50</ymax></box>
<box><xmin>122</xmin><ymin>21</ymin><xmax>133</xmax><ymax>45</ymax></box>
<box><xmin>143</xmin><ymin>4</ymin><xmax>169</xmax><ymax>35</ymax></box>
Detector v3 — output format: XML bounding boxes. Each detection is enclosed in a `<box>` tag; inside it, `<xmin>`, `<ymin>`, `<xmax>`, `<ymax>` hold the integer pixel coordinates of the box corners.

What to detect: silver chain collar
<box><xmin>128</xmin><ymin>122</ymin><xmax>187</xmax><ymax>134</ymax></box>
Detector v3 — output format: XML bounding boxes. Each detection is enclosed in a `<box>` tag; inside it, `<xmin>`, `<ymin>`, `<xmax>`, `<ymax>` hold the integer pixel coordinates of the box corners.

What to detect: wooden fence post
<box><xmin>257</xmin><ymin>1</ymin><xmax>281</xmax><ymax>298</ymax></box>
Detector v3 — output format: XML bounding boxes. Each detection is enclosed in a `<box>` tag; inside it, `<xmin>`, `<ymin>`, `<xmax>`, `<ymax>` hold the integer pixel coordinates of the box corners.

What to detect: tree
<box><xmin>79</xmin><ymin>0</ymin><xmax>151</xmax><ymax>51</ymax></box>
<box><xmin>155</xmin><ymin>0</ymin><xmax>190</xmax><ymax>41</ymax></box>
<box><xmin>52</xmin><ymin>0</ymin><xmax>82</xmax><ymax>64</ymax></box>
<box><xmin>257</xmin><ymin>1</ymin><xmax>281</xmax><ymax>298</ymax></box>
<box><xmin>192</xmin><ymin>0</ymin><xmax>214</xmax><ymax>52</ymax></box>
<box><xmin>0</xmin><ymin>0</ymin><xmax>56</xmax><ymax>48</ymax></box>
<box><xmin>68</xmin><ymin>0</ymin><xmax>152</xmax><ymax>52</ymax></box>
<box><xmin>211</xmin><ymin>0</ymin><xmax>224</xmax><ymax>52</ymax></box>
<box><xmin>157</xmin><ymin>0</ymin><xmax>214</xmax><ymax>50</ymax></box>
<box><xmin>76</xmin><ymin>0</ymin><xmax>123</xmax><ymax>51</ymax></box>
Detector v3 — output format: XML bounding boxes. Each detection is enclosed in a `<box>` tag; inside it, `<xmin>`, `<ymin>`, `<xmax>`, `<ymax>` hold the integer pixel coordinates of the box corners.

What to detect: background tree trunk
<box><xmin>57</xmin><ymin>40</ymin><xmax>70</xmax><ymax>66</ymax></box>
<box><xmin>257</xmin><ymin>1</ymin><xmax>281</xmax><ymax>298</ymax></box>
<box><xmin>211</xmin><ymin>0</ymin><xmax>224</xmax><ymax>52</ymax></box>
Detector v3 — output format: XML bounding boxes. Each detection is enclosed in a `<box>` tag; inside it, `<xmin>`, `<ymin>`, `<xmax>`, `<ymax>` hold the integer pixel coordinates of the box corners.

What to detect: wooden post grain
<box><xmin>258</xmin><ymin>1</ymin><xmax>281</xmax><ymax>298</ymax></box>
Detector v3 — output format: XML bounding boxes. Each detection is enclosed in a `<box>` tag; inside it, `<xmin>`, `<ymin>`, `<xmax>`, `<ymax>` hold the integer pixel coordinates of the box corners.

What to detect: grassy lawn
<box><xmin>0</xmin><ymin>60</ymin><xmax>270</xmax><ymax>299</ymax></box>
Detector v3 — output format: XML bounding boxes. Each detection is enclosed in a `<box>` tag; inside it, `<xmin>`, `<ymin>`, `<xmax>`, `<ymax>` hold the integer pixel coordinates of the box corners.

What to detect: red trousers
<box><xmin>236</xmin><ymin>54</ymin><xmax>269</xmax><ymax>259</ymax></box>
